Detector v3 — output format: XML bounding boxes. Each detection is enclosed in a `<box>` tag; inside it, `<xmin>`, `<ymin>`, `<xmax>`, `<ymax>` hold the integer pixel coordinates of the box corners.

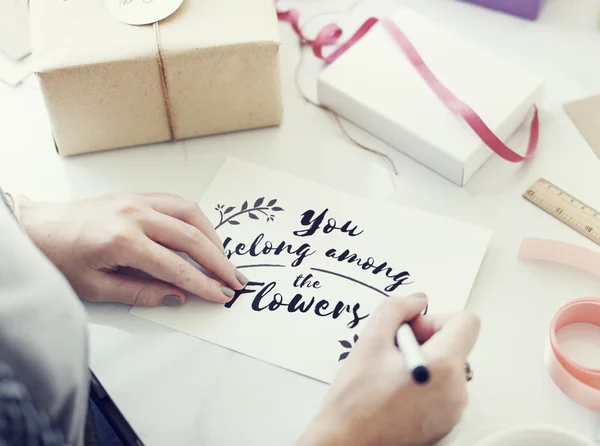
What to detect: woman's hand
<box><xmin>299</xmin><ymin>295</ymin><xmax>480</xmax><ymax>446</ymax></box>
<box><xmin>18</xmin><ymin>193</ymin><xmax>248</xmax><ymax>307</ymax></box>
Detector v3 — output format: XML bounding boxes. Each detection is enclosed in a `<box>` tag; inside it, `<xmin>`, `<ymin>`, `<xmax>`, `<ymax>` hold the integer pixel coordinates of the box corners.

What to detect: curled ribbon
<box><xmin>276</xmin><ymin>3</ymin><xmax>539</xmax><ymax>163</ymax></box>
<box><xmin>519</xmin><ymin>238</ymin><xmax>600</xmax><ymax>411</ymax></box>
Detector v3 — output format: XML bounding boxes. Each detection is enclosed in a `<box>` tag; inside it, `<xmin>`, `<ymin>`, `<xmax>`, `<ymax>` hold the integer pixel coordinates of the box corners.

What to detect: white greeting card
<box><xmin>130</xmin><ymin>158</ymin><xmax>492</xmax><ymax>383</ymax></box>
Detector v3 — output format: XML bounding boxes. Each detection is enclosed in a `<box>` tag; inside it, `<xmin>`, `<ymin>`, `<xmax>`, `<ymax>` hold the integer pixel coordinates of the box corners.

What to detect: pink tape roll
<box><xmin>546</xmin><ymin>299</ymin><xmax>600</xmax><ymax>411</ymax></box>
<box><xmin>519</xmin><ymin>238</ymin><xmax>600</xmax><ymax>411</ymax></box>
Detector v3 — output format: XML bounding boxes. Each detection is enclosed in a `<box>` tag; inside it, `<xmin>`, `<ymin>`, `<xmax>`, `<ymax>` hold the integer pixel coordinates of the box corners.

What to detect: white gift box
<box><xmin>317</xmin><ymin>8</ymin><xmax>544</xmax><ymax>186</ymax></box>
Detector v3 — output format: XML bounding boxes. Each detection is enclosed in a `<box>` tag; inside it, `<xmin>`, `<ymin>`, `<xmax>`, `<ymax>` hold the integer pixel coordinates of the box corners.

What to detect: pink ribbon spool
<box><xmin>520</xmin><ymin>238</ymin><xmax>600</xmax><ymax>411</ymax></box>
<box><xmin>547</xmin><ymin>298</ymin><xmax>600</xmax><ymax>411</ymax></box>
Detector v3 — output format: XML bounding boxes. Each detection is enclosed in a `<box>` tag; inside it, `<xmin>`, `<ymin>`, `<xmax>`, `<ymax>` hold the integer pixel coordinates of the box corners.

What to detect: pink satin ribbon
<box><xmin>276</xmin><ymin>4</ymin><xmax>539</xmax><ymax>163</ymax></box>
<box><xmin>519</xmin><ymin>238</ymin><xmax>600</xmax><ymax>411</ymax></box>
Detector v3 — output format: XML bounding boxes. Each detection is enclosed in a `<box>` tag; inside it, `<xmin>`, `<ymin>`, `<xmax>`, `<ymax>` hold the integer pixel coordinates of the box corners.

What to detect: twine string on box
<box><xmin>281</xmin><ymin>1</ymin><xmax>400</xmax><ymax>174</ymax></box>
<box><xmin>153</xmin><ymin>22</ymin><xmax>177</xmax><ymax>142</ymax></box>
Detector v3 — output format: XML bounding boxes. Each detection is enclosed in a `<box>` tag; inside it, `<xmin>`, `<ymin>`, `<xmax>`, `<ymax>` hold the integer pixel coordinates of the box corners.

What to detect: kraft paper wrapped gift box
<box><xmin>317</xmin><ymin>8</ymin><xmax>544</xmax><ymax>186</ymax></box>
<box><xmin>30</xmin><ymin>0</ymin><xmax>283</xmax><ymax>156</ymax></box>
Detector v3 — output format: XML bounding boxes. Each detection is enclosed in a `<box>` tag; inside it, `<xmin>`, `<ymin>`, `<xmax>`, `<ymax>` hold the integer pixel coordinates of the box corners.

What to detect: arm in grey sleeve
<box><xmin>0</xmin><ymin>361</ymin><xmax>67</xmax><ymax>445</ymax></box>
<box><xmin>0</xmin><ymin>191</ymin><xmax>90</xmax><ymax>446</ymax></box>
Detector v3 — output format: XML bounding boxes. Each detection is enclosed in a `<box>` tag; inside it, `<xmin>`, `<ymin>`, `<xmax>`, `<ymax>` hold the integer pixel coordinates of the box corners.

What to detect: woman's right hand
<box><xmin>298</xmin><ymin>294</ymin><xmax>480</xmax><ymax>446</ymax></box>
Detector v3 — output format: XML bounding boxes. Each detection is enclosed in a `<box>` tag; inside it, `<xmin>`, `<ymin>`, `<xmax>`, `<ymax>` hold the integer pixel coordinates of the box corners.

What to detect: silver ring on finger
<box><xmin>465</xmin><ymin>361</ymin><xmax>473</xmax><ymax>382</ymax></box>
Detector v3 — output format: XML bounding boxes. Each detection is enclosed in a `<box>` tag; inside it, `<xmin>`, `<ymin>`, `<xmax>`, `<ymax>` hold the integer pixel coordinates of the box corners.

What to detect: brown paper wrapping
<box><xmin>30</xmin><ymin>0</ymin><xmax>283</xmax><ymax>156</ymax></box>
<box><xmin>564</xmin><ymin>95</ymin><xmax>600</xmax><ymax>162</ymax></box>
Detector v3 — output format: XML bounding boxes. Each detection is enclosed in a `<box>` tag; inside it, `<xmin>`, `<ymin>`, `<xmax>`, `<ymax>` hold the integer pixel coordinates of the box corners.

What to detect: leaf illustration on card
<box><xmin>338</xmin><ymin>352</ymin><xmax>349</xmax><ymax>361</ymax></box>
<box><xmin>337</xmin><ymin>334</ymin><xmax>359</xmax><ymax>362</ymax></box>
<box><xmin>214</xmin><ymin>197</ymin><xmax>285</xmax><ymax>230</ymax></box>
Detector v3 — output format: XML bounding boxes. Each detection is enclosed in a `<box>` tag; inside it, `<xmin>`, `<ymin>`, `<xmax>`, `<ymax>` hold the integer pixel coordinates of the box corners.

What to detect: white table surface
<box><xmin>2</xmin><ymin>0</ymin><xmax>600</xmax><ymax>444</ymax></box>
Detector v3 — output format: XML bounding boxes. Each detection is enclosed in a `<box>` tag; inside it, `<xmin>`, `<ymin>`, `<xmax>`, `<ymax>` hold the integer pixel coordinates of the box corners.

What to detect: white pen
<box><xmin>396</xmin><ymin>293</ymin><xmax>430</xmax><ymax>384</ymax></box>
<box><xmin>396</xmin><ymin>323</ymin><xmax>429</xmax><ymax>384</ymax></box>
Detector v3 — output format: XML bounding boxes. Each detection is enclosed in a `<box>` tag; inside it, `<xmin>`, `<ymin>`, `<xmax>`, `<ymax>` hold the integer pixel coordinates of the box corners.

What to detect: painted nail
<box><xmin>163</xmin><ymin>295</ymin><xmax>182</xmax><ymax>307</ymax></box>
<box><xmin>221</xmin><ymin>287</ymin><xmax>235</xmax><ymax>299</ymax></box>
<box><xmin>236</xmin><ymin>269</ymin><xmax>249</xmax><ymax>286</ymax></box>
<box><xmin>408</xmin><ymin>292</ymin><xmax>427</xmax><ymax>298</ymax></box>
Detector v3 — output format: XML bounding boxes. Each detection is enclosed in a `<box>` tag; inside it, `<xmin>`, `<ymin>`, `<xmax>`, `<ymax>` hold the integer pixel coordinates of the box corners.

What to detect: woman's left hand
<box><xmin>17</xmin><ymin>193</ymin><xmax>248</xmax><ymax>307</ymax></box>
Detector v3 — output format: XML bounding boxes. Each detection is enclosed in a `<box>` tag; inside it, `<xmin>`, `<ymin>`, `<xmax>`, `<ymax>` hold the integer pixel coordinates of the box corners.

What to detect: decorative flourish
<box><xmin>311</xmin><ymin>267</ymin><xmax>389</xmax><ymax>297</ymax></box>
<box><xmin>338</xmin><ymin>333</ymin><xmax>359</xmax><ymax>362</ymax></box>
<box><xmin>215</xmin><ymin>198</ymin><xmax>284</xmax><ymax>230</ymax></box>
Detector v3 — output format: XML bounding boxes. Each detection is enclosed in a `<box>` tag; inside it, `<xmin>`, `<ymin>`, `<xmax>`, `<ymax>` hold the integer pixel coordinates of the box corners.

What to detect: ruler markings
<box><xmin>523</xmin><ymin>178</ymin><xmax>600</xmax><ymax>247</ymax></box>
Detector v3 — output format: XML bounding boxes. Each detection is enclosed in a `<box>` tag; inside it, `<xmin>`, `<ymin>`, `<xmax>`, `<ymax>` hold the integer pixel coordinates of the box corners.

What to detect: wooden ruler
<box><xmin>523</xmin><ymin>178</ymin><xmax>600</xmax><ymax>246</ymax></box>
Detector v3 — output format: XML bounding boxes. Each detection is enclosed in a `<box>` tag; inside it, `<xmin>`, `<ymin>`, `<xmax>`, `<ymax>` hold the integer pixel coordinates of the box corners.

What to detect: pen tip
<box><xmin>412</xmin><ymin>366</ymin><xmax>430</xmax><ymax>384</ymax></box>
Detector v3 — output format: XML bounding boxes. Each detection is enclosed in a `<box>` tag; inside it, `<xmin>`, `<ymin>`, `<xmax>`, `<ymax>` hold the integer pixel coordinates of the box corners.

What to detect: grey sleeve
<box><xmin>0</xmin><ymin>361</ymin><xmax>67</xmax><ymax>445</ymax></box>
<box><xmin>0</xmin><ymin>191</ymin><xmax>90</xmax><ymax>446</ymax></box>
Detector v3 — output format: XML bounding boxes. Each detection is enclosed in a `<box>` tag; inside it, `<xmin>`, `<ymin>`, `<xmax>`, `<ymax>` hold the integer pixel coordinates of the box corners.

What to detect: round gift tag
<box><xmin>105</xmin><ymin>0</ymin><xmax>184</xmax><ymax>26</ymax></box>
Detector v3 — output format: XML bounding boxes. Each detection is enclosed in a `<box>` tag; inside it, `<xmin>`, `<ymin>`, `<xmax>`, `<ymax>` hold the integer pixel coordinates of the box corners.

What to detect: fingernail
<box><xmin>408</xmin><ymin>292</ymin><xmax>427</xmax><ymax>298</ymax></box>
<box><xmin>235</xmin><ymin>269</ymin><xmax>249</xmax><ymax>286</ymax></box>
<box><xmin>163</xmin><ymin>295</ymin><xmax>183</xmax><ymax>306</ymax></box>
<box><xmin>221</xmin><ymin>287</ymin><xmax>235</xmax><ymax>299</ymax></box>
